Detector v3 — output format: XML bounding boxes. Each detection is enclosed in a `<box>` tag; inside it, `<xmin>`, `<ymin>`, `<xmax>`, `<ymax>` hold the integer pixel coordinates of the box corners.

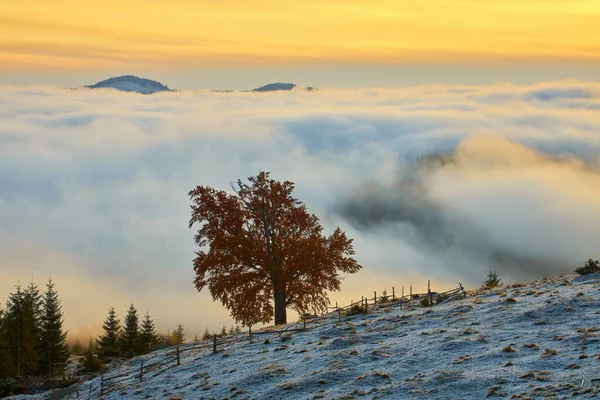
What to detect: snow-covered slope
<box><xmin>15</xmin><ymin>274</ymin><xmax>600</xmax><ymax>399</ymax></box>
<box><xmin>85</xmin><ymin>76</ymin><xmax>173</xmax><ymax>94</ymax></box>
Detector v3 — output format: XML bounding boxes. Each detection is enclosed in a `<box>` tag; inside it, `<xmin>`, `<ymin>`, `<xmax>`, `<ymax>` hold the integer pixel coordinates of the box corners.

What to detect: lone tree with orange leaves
<box><xmin>189</xmin><ymin>172</ymin><xmax>362</xmax><ymax>326</ymax></box>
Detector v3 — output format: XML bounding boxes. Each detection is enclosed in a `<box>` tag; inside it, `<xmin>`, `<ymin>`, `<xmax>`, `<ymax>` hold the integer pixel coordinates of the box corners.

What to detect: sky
<box><xmin>1</xmin><ymin>0</ymin><xmax>599</xmax><ymax>88</ymax></box>
<box><xmin>1</xmin><ymin>80</ymin><xmax>599</xmax><ymax>341</ymax></box>
<box><xmin>0</xmin><ymin>0</ymin><xmax>599</xmax><ymax>341</ymax></box>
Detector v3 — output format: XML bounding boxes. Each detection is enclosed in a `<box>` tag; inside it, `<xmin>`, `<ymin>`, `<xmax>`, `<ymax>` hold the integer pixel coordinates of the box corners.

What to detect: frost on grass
<box><xmin>30</xmin><ymin>273</ymin><xmax>600</xmax><ymax>400</ymax></box>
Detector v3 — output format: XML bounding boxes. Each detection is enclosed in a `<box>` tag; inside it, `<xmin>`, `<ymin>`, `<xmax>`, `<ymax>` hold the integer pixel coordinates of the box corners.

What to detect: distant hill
<box><xmin>252</xmin><ymin>82</ymin><xmax>315</xmax><ymax>92</ymax></box>
<box><xmin>86</xmin><ymin>75</ymin><xmax>174</xmax><ymax>94</ymax></box>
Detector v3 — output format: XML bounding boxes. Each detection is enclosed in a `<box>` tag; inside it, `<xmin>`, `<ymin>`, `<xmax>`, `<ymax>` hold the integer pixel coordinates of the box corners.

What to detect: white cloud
<box><xmin>1</xmin><ymin>80</ymin><xmax>599</xmax><ymax>336</ymax></box>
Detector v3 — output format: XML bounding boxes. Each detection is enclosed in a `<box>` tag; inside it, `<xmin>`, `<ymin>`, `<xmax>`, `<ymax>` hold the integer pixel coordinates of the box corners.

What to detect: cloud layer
<box><xmin>1</xmin><ymin>81</ymin><xmax>599</xmax><ymax>337</ymax></box>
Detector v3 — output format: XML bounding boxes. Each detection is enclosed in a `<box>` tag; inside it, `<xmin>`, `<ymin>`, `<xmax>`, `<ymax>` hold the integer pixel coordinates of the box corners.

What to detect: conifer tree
<box><xmin>193</xmin><ymin>334</ymin><xmax>200</xmax><ymax>342</ymax></box>
<box><xmin>235</xmin><ymin>325</ymin><xmax>241</xmax><ymax>334</ymax></box>
<box><xmin>96</xmin><ymin>307</ymin><xmax>121</xmax><ymax>358</ymax></box>
<box><xmin>70</xmin><ymin>339</ymin><xmax>83</xmax><ymax>356</ymax></box>
<box><xmin>201</xmin><ymin>327</ymin><xmax>211</xmax><ymax>341</ymax></box>
<box><xmin>24</xmin><ymin>281</ymin><xmax>43</xmax><ymax>374</ymax></box>
<box><xmin>139</xmin><ymin>312</ymin><xmax>159</xmax><ymax>354</ymax></box>
<box><xmin>4</xmin><ymin>283</ymin><xmax>42</xmax><ymax>376</ymax></box>
<box><xmin>0</xmin><ymin>303</ymin><xmax>11</xmax><ymax>378</ymax></box>
<box><xmin>119</xmin><ymin>304</ymin><xmax>140</xmax><ymax>358</ymax></box>
<box><xmin>171</xmin><ymin>324</ymin><xmax>185</xmax><ymax>345</ymax></box>
<box><xmin>228</xmin><ymin>325</ymin><xmax>235</xmax><ymax>336</ymax></box>
<box><xmin>83</xmin><ymin>338</ymin><xmax>103</xmax><ymax>373</ymax></box>
<box><xmin>482</xmin><ymin>269</ymin><xmax>501</xmax><ymax>288</ymax></box>
<box><xmin>39</xmin><ymin>278</ymin><xmax>69</xmax><ymax>377</ymax></box>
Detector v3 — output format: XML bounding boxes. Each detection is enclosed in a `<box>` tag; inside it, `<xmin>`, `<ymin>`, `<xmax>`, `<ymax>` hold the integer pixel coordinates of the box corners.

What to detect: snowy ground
<box><xmin>12</xmin><ymin>273</ymin><xmax>600</xmax><ymax>399</ymax></box>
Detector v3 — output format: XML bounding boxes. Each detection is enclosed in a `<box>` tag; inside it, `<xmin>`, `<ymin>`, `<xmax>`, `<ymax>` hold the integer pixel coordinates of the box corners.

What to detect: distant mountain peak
<box><xmin>252</xmin><ymin>82</ymin><xmax>315</xmax><ymax>92</ymax></box>
<box><xmin>86</xmin><ymin>75</ymin><xmax>174</xmax><ymax>94</ymax></box>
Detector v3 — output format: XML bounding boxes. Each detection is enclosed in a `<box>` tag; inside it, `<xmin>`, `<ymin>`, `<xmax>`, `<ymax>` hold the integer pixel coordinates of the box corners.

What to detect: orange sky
<box><xmin>1</xmin><ymin>0</ymin><xmax>599</xmax><ymax>72</ymax></box>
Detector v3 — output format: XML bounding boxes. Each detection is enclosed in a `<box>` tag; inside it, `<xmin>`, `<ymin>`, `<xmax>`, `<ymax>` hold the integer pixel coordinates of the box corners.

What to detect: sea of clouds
<box><xmin>1</xmin><ymin>80</ymin><xmax>599</xmax><ymax>336</ymax></box>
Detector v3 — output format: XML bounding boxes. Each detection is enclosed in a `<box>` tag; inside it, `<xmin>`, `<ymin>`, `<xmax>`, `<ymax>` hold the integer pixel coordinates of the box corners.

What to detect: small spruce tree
<box><xmin>575</xmin><ymin>259</ymin><xmax>600</xmax><ymax>275</ymax></box>
<box><xmin>97</xmin><ymin>307</ymin><xmax>121</xmax><ymax>358</ymax></box>
<box><xmin>482</xmin><ymin>269</ymin><xmax>501</xmax><ymax>288</ymax></box>
<box><xmin>70</xmin><ymin>339</ymin><xmax>83</xmax><ymax>356</ymax></box>
<box><xmin>119</xmin><ymin>304</ymin><xmax>140</xmax><ymax>358</ymax></box>
<box><xmin>83</xmin><ymin>338</ymin><xmax>103</xmax><ymax>373</ymax></box>
<box><xmin>193</xmin><ymin>334</ymin><xmax>200</xmax><ymax>342</ymax></box>
<box><xmin>139</xmin><ymin>312</ymin><xmax>159</xmax><ymax>354</ymax></box>
<box><xmin>39</xmin><ymin>278</ymin><xmax>69</xmax><ymax>377</ymax></box>
<box><xmin>235</xmin><ymin>325</ymin><xmax>241</xmax><ymax>334</ymax></box>
<box><xmin>201</xmin><ymin>327</ymin><xmax>211</xmax><ymax>341</ymax></box>
<box><xmin>228</xmin><ymin>326</ymin><xmax>235</xmax><ymax>336</ymax></box>
<box><xmin>219</xmin><ymin>325</ymin><xmax>227</xmax><ymax>337</ymax></box>
<box><xmin>171</xmin><ymin>324</ymin><xmax>185</xmax><ymax>345</ymax></box>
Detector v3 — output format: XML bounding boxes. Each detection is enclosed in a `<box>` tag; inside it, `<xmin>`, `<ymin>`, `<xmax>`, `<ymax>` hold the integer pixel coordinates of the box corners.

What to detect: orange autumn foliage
<box><xmin>188</xmin><ymin>172</ymin><xmax>362</xmax><ymax>326</ymax></box>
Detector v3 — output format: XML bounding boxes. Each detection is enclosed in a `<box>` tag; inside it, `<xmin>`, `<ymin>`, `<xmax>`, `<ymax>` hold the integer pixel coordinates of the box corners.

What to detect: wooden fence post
<box><xmin>303</xmin><ymin>313</ymin><xmax>306</xmax><ymax>329</ymax></box>
<box><xmin>337</xmin><ymin>307</ymin><xmax>341</xmax><ymax>322</ymax></box>
<box><xmin>410</xmin><ymin>285</ymin><xmax>412</xmax><ymax>299</ymax></box>
<box><xmin>249</xmin><ymin>326</ymin><xmax>252</xmax><ymax>343</ymax></box>
<box><xmin>374</xmin><ymin>291</ymin><xmax>377</xmax><ymax>305</ymax></box>
<box><xmin>139</xmin><ymin>360</ymin><xmax>144</xmax><ymax>382</ymax></box>
<box><xmin>392</xmin><ymin>287</ymin><xmax>395</xmax><ymax>300</ymax></box>
<box><xmin>213</xmin><ymin>334</ymin><xmax>217</xmax><ymax>354</ymax></box>
<box><xmin>401</xmin><ymin>287</ymin><xmax>404</xmax><ymax>310</ymax></box>
<box><xmin>100</xmin><ymin>375</ymin><xmax>104</xmax><ymax>395</ymax></box>
<box><xmin>428</xmin><ymin>280</ymin><xmax>432</xmax><ymax>306</ymax></box>
<box><xmin>364</xmin><ymin>297</ymin><xmax>368</xmax><ymax>314</ymax></box>
<box><xmin>176</xmin><ymin>346</ymin><xmax>180</xmax><ymax>365</ymax></box>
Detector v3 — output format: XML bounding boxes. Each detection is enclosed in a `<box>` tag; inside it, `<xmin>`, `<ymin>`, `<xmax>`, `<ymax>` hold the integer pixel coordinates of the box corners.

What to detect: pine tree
<box><xmin>139</xmin><ymin>312</ymin><xmax>159</xmax><ymax>354</ymax></box>
<box><xmin>0</xmin><ymin>303</ymin><xmax>11</xmax><ymax>378</ymax></box>
<box><xmin>4</xmin><ymin>283</ymin><xmax>42</xmax><ymax>376</ymax></box>
<box><xmin>70</xmin><ymin>339</ymin><xmax>83</xmax><ymax>356</ymax></box>
<box><xmin>171</xmin><ymin>324</ymin><xmax>185</xmax><ymax>345</ymax></box>
<box><xmin>39</xmin><ymin>278</ymin><xmax>69</xmax><ymax>378</ymax></box>
<box><xmin>83</xmin><ymin>338</ymin><xmax>103</xmax><ymax>373</ymax></box>
<box><xmin>228</xmin><ymin>326</ymin><xmax>235</xmax><ymax>336</ymax></box>
<box><xmin>235</xmin><ymin>325</ymin><xmax>241</xmax><ymax>334</ymax></box>
<box><xmin>193</xmin><ymin>334</ymin><xmax>200</xmax><ymax>342</ymax></box>
<box><xmin>219</xmin><ymin>325</ymin><xmax>227</xmax><ymax>337</ymax></box>
<box><xmin>24</xmin><ymin>281</ymin><xmax>43</xmax><ymax>375</ymax></box>
<box><xmin>482</xmin><ymin>269</ymin><xmax>501</xmax><ymax>288</ymax></box>
<box><xmin>201</xmin><ymin>327</ymin><xmax>211</xmax><ymax>341</ymax></box>
<box><xmin>119</xmin><ymin>304</ymin><xmax>140</xmax><ymax>358</ymax></box>
<box><xmin>96</xmin><ymin>307</ymin><xmax>121</xmax><ymax>358</ymax></box>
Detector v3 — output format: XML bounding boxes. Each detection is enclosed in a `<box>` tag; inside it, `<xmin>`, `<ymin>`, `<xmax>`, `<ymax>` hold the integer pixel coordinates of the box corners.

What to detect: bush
<box><xmin>345</xmin><ymin>304</ymin><xmax>365</xmax><ymax>316</ymax></box>
<box><xmin>378</xmin><ymin>289</ymin><xmax>390</xmax><ymax>303</ymax></box>
<box><xmin>51</xmin><ymin>375</ymin><xmax>79</xmax><ymax>389</ymax></box>
<box><xmin>0</xmin><ymin>377</ymin><xmax>23</xmax><ymax>397</ymax></box>
<box><xmin>482</xmin><ymin>269</ymin><xmax>501</xmax><ymax>288</ymax></box>
<box><xmin>575</xmin><ymin>259</ymin><xmax>600</xmax><ymax>275</ymax></box>
<box><xmin>83</xmin><ymin>352</ymin><xmax>104</xmax><ymax>373</ymax></box>
<box><xmin>420</xmin><ymin>297</ymin><xmax>431</xmax><ymax>307</ymax></box>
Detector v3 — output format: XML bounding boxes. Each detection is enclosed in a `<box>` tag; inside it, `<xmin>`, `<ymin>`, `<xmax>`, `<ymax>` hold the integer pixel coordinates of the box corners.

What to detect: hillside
<box><xmin>86</xmin><ymin>75</ymin><xmax>174</xmax><ymax>94</ymax></box>
<box><xmin>14</xmin><ymin>273</ymin><xmax>600</xmax><ymax>399</ymax></box>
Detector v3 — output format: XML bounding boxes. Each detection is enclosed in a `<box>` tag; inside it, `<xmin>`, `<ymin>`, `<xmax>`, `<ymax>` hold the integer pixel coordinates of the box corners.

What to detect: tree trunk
<box><xmin>273</xmin><ymin>288</ymin><xmax>287</xmax><ymax>325</ymax></box>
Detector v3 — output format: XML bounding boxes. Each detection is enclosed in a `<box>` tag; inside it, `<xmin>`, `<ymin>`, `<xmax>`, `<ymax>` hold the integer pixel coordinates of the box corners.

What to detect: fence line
<box><xmin>84</xmin><ymin>333</ymin><xmax>237</xmax><ymax>398</ymax></box>
<box><xmin>83</xmin><ymin>281</ymin><xmax>466</xmax><ymax>398</ymax></box>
